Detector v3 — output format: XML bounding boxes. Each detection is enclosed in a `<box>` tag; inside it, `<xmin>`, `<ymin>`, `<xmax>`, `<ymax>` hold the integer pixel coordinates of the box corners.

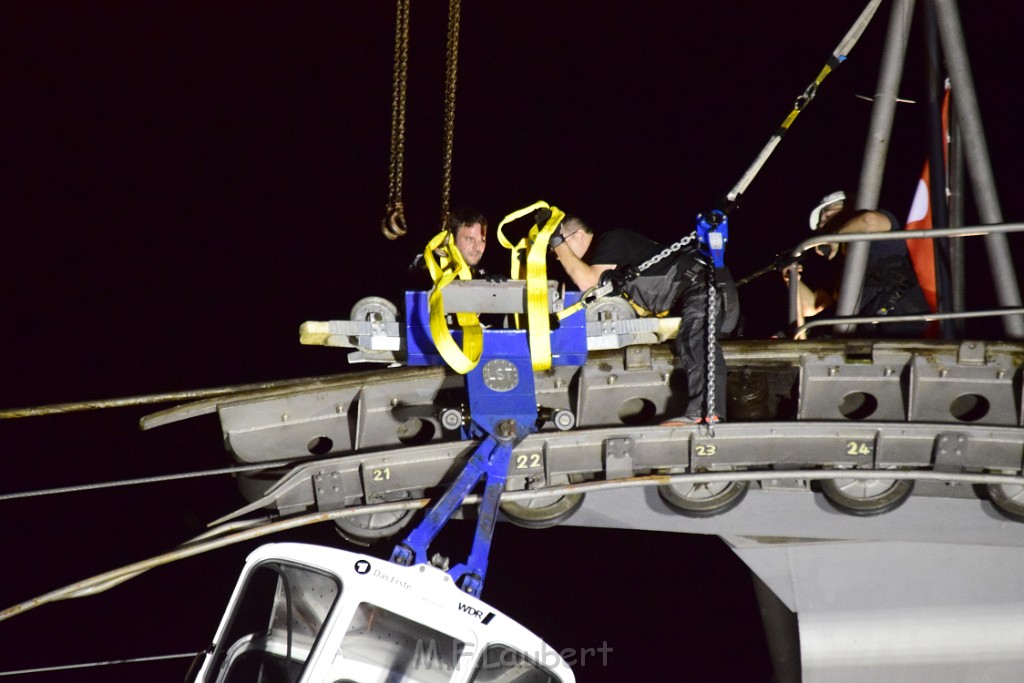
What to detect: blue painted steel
<box><xmin>550</xmin><ymin>291</ymin><xmax>588</xmax><ymax>365</ymax></box>
<box><xmin>392</xmin><ymin>286</ymin><xmax>587</xmax><ymax>594</ymax></box>
<box><xmin>390</xmin><ymin>435</ymin><xmax>509</xmax><ymax>591</ymax></box>
<box><xmin>404</xmin><ymin>290</ymin><xmax>587</xmax><ymax>367</ymax></box>
<box><xmin>695</xmin><ymin>210</ymin><xmax>729</xmax><ymax>268</ymax></box>
<box><xmin>404</xmin><ymin>290</ymin><xmax>444</xmax><ymax>367</ymax></box>
<box><xmin>444</xmin><ymin>439</ymin><xmax>512</xmax><ymax>597</ymax></box>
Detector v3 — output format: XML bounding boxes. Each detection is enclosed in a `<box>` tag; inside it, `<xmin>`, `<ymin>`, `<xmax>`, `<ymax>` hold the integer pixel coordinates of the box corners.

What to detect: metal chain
<box><xmin>383</xmin><ymin>0</ymin><xmax>411</xmax><ymax>239</ymax></box>
<box><xmin>704</xmin><ymin>269</ymin><xmax>718</xmax><ymax>435</ymax></box>
<box><xmin>571</xmin><ymin>230</ymin><xmax>700</xmax><ymax>315</ymax></box>
<box><xmin>438</xmin><ymin>0</ymin><xmax>461</xmax><ymax>229</ymax></box>
<box><xmin>634</xmin><ymin>229</ymin><xmax>717</xmax><ymax>432</ymax></box>
<box><xmin>387</xmin><ymin>0</ymin><xmax>409</xmax><ymax>207</ymax></box>
<box><xmin>635</xmin><ymin>229</ymin><xmax>716</xmax><ymax>432</ymax></box>
<box><xmin>635</xmin><ymin>230</ymin><xmax>698</xmax><ymax>274</ymax></box>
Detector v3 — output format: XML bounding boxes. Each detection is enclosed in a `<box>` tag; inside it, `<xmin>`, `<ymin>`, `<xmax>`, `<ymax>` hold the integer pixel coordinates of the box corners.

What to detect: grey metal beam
<box><xmin>933</xmin><ymin>0</ymin><xmax>1024</xmax><ymax>337</ymax></box>
<box><xmin>835</xmin><ymin>0</ymin><xmax>916</xmax><ymax>333</ymax></box>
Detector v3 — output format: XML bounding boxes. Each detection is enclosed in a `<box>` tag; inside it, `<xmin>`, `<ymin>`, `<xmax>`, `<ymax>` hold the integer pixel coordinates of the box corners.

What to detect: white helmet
<box><xmin>809</xmin><ymin>191</ymin><xmax>846</xmax><ymax>230</ymax></box>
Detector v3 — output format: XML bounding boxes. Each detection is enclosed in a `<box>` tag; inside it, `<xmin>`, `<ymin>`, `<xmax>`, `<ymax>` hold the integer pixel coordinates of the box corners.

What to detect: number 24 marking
<box><xmin>846</xmin><ymin>441</ymin><xmax>872</xmax><ymax>456</ymax></box>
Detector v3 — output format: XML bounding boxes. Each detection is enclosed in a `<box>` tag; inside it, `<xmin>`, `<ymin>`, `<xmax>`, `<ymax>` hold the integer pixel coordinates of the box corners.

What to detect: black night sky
<box><xmin>2</xmin><ymin>2</ymin><xmax>1023</xmax><ymax>681</ymax></box>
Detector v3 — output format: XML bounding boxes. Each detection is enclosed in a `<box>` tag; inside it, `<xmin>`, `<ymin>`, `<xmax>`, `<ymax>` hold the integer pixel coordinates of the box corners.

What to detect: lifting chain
<box><xmin>634</xmin><ymin>231</ymin><xmax>698</xmax><ymax>275</ymax></box>
<box><xmin>704</xmin><ymin>269</ymin><xmax>718</xmax><ymax>436</ymax></box>
<box><xmin>438</xmin><ymin>0</ymin><xmax>461</xmax><ymax>230</ymax></box>
<box><xmin>559</xmin><ymin>230</ymin><xmax>700</xmax><ymax>321</ymax></box>
<box><xmin>643</xmin><ymin>230</ymin><xmax>718</xmax><ymax>433</ymax></box>
<box><xmin>382</xmin><ymin>0</ymin><xmax>411</xmax><ymax>240</ymax></box>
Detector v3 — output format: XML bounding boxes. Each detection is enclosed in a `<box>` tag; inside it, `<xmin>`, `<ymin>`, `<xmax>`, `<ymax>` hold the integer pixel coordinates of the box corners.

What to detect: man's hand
<box><xmin>482</xmin><ymin>271</ymin><xmax>509</xmax><ymax>283</ymax></box>
<box><xmin>598</xmin><ymin>264</ymin><xmax>639</xmax><ymax>291</ymax></box>
<box><xmin>547</xmin><ymin>224</ymin><xmax>567</xmax><ymax>249</ymax></box>
<box><xmin>815</xmin><ymin>243</ymin><xmax>839</xmax><ymax>260</ymax></box>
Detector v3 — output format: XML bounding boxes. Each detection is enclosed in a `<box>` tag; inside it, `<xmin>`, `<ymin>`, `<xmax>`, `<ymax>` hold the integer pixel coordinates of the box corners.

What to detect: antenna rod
<box><xmin>726</xmin><ymin>0</ymin><xmax>884</xmax><ymax>204</ymax></box>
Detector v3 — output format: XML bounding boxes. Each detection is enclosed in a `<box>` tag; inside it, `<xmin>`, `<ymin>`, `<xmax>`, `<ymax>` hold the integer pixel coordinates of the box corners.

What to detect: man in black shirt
<box><xmin>798</xmin><ymin>191</ymin><xmax>929</xmax><ymax>338</ymax></box>
<box><xmin>550</xmin><ymin>215</ymin><xmax>738</xmax><ymax>422</ymax></box>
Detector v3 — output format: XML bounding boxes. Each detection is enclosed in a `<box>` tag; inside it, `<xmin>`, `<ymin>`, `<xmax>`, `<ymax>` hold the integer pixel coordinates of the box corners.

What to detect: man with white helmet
<box><xmin>794</xmin><ymin>191</ymin><xmax>928</xmax><ymax>337</ymax></box>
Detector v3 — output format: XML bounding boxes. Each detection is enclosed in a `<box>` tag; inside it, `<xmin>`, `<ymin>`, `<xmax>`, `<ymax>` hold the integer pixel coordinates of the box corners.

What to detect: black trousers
<box><xmin>675</xmin><ymin>268</ymin><xmax>738</xmax><ymax>418</ymax></box>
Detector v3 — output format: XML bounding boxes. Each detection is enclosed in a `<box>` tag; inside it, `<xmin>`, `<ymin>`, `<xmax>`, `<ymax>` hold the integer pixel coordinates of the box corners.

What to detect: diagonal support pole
<box><xmin>391</xmin><ymin>435</ymin><xmax>503</xmax><ymax>568</ymax></box>
<box><xmin>445</xmin><ymin>440</ymin><xmax>514</xmax><ymax>596</ymax></box>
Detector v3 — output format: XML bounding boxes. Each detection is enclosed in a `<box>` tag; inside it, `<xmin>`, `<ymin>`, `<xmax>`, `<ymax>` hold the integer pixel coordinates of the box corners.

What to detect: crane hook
<box><xmin>382</xmin><ymin>203</ymin><xmax>408</xmax><ymax>240</ymax></box>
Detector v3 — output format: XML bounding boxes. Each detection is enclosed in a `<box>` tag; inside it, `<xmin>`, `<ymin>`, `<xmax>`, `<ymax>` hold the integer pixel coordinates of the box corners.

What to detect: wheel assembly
<box><xmin>350</xmin><ymin>296</ymin><xmax>399</xmax><ymax>323</ymax></box>
<box><xmin>584</xmin><ymin>296</ymin><xmax>637</xmax><ymax>322</ymax></box>
<box><xmin>986</xmin><ymin>482</ymin><xmax>1024</xmax><ymax>522</ymax></box>
<box><xmin>334</xmin><ymin>490</ymin><xmax>419</xmax><ymax>546</ymax></box>
<box><xmin>658</xmin><ymin>469</ymin><xmax>748</xmax><ymax>517</ymax></box>
<box><xmin>500</xmin><ymin>474</ymin><xmax>585</xmax><ymax>529</ymax></box>
<box><xmin>820</xmin><ymin>475</ymin><xmax>913</xmax><ymax>516</ymax></box>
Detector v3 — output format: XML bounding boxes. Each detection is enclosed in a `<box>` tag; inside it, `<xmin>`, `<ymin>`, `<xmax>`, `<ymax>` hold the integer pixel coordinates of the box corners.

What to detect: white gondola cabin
<box><xmin>192</xmin><ymin>543</ymin><xmax>575</xmax><ymax>683</ymax></box>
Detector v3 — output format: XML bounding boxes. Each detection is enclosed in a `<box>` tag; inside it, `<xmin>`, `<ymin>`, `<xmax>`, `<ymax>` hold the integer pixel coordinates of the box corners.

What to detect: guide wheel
<box><xmin>350</xmin><ymin>296</ymin><xmax>399</xmax><ymax>323</ymax></box>
<box><xmin>658</xmin><ymin>469</ymin><xmax>748</xmax><ymax>517</ymax></box>
<box><xmin>334</xmin><ymin>489</ymin><xmax>420</xmax><ymax>546</ymax></box>
<box><xmin>986</xmin><ymin>482</ymin><xmax>1024</xmax><ymax>522</ymax></box>
<box><xmin>820</xmin><ymin>475</ymin><xmax>913</xmax><ymax>516</ymax></box>
<box><xmin>500</xmin><ymin>474</ymin><xmax>585</xmax><ymax>529</ymax></box>
<box><xmin>584</xmin><ymin>296</ymin><xmax>637</xmax><ymax>322</ymax></box>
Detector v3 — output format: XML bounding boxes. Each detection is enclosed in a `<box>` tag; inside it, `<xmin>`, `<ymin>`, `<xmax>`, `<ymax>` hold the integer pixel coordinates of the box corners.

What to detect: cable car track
<box><xmin>131</xmin><ymin>336</ymin><xmax>1024</xmax><ymax>532</ymax></box>
<box><xmin>5</xmin><ymin>465</ymin><xmax>1022</xmax><ymax>626</ymax></box>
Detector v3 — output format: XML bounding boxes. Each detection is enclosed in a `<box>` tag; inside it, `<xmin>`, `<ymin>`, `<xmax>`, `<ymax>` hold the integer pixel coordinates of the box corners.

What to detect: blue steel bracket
<box><xmin>389</xmin><ymin>434</ymin><xmax>507</xmax><ymax>571</ymax></box>
<box><xmin>393</xmin><ymin>288</ymin><xmax>587</xmax><ymax>595</ymax></box>
<box><xmin>695</xmin><ymin>209</ymin><xmax>729</xmax><ymax>268</ymax></box>
<box><xmin>403</xmin><ymin>290</ymin><xmax>587</xmax><ymax>367</ymax></box>
<box><xmin>444</xmin><ymin>438</ymin><xmax>514</xmax><ymax>596</ymax></box>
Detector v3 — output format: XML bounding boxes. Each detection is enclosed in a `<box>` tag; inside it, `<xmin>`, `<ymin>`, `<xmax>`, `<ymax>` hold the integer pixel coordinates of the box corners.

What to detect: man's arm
<box><xmin>552</xmin><ymin>241</ymin><xmax>614</xmax><ymax>291</ymax></box>
<box><xmin>837</xmin><ymin>210</ymin><xmax>893</xmax><ymax>235</ymax></box>
<box><xmin>819</xmin><ymin>210</ymin><xmax>894</xmax><ymax>260</ymax></box>
<box><xmin>782</xmin><ymin>267</ymin><xmax>835</xmax><ymax>317</ymax></box>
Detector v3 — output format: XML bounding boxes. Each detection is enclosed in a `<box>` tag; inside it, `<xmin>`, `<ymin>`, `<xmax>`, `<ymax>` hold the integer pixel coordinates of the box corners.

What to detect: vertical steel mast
<box><xmin>835</xmin><ymin>0</ymin><xmax>1023</xmax><ymax>338</ymax></box>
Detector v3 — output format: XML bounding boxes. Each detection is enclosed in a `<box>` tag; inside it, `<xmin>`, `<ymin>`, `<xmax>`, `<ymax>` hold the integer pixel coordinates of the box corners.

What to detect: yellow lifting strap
<box><xmin>557</xmin><ymin>293</ymin><xmax>589</xmax><ymax>321</ymax></box>
<box><xmin>559</xmin><ymin>288</ymin><xmax>669</xmax><ymax>322</ymax></box>
<box><xmin>495</xmin><ymin>201</ymin><xmax>566</xmax><ymax>371</ymax></box>
<box><xmin>423</xmin><ymin>229</ymin><xmax>483</xmax><ymax>374</ymax></box>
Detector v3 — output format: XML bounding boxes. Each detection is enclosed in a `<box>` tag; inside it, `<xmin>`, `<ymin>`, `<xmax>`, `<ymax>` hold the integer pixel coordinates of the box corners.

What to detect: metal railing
<box><xmin>786</xmin><ymin>221</ymin><xmax>1024</xmax><ymax>339</ymax></box>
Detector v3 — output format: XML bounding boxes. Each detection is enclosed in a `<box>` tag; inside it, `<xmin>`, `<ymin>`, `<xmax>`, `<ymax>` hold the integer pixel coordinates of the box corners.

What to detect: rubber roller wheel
<box><xmin>500</xmin><ymin>474</ymin><xmax>585</xmax><ymax>529</ymax></box>
<box><xmin>658</xmin><ymin>471</ymin><xmax>748</xmax><ymax>518</ymax></box>
<box><xmin>350</xmin><ymin>296</ymin><xmax>398</xmax><ymax>323</ymax></box>
<box><xmin>986</xmin><ymin>482</ymin><xmax>1024</xmax><ymax>522</ymax></box>
<box><xmin>820</xmin><ymin>476</ymin><xmax>913</xmax><ymax>516</ymax></box>
<box><xmin>584</xmin><ymin>296</ymin><xmax>637</xmax><ymax>322</ymax></box>
<box><xmin>334</xmin><ymin>490</ymin><xmax>419</xmax><ymax>546</ymax></box>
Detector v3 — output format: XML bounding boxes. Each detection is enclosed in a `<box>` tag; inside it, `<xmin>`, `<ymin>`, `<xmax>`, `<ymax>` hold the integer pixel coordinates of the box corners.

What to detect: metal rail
<box><xmin>4</xmin><ymin>466</ymin><xmax>1023</xmax><ymax>624</ymax></box>
<box><xmin>787</xmin><ymin>221</ymin><xmax>1024</xmax><ymax>334</ymax></box>
<box><xmin>795</xmin><ymin>307</ymin><xmax>1024</xmax><ymax>338</ymax></box>
<box><xmin>209</xmin><ymin>419</ymin><xmax>1024</xmax><ymax>527</ymax></box>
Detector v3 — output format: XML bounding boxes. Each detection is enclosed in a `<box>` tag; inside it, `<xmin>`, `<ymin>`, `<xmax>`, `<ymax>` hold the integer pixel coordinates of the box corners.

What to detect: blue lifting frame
<box><xmin>392</xmin><ymin>289</ymin><xmax>586</xmax><ymax>596</ymax></box>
